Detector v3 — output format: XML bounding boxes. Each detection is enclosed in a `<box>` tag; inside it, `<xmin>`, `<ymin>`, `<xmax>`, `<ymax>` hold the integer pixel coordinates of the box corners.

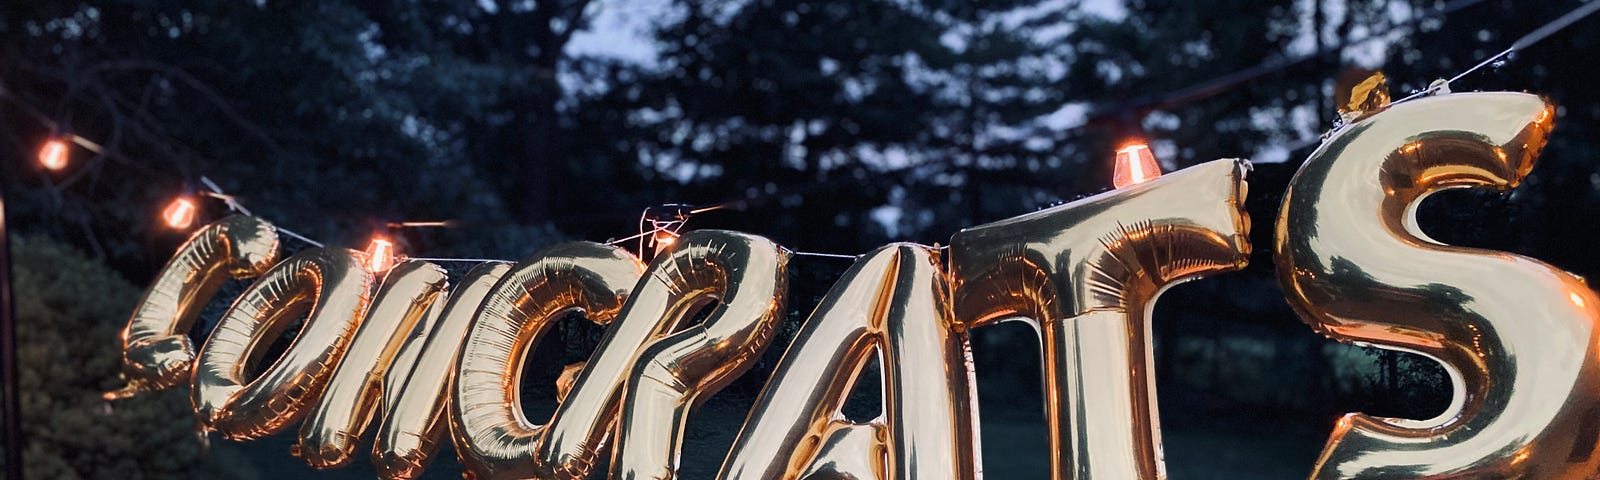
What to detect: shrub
<box><xmin>10</xmin><ymin>236</ymin><xmax>258</xmax><ymax>480</ymax></box>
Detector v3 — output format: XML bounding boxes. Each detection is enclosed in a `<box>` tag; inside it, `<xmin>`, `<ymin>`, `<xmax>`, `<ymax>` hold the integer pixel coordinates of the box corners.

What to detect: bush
<box><xmin>10</xmin><ymin>236</ymin><xmax>258</xmax><ymax>480</ymax></box>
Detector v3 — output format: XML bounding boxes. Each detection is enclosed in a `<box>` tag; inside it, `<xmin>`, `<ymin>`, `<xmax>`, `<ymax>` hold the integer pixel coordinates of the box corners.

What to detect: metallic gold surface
<box><xmin>719</xmin><ymin>244</ymin><xmax>978</xmax><ymax>480</ymax></box>
<box><xmin>1273</xmin><ymin>92</ymin><xmax>1600</xmax><ymax>478</ymax></box>
<box><xmin>107</xmin><ymin>215</ymin><xmax>280</xmax><ymax>399</ymax></box>
<box><xmin>1339</xmin><ymin>70</ymin><xmax>1390</xmax><ymax>119</ymax></box>
<box><xmin>554</xmin><ymin>361</ymin><xmax>586</xmax><ymax>403</ymax></box>
<box><xmin>298</xmin><ymin>260</ymin><xmax>450</xmax><ymax>468</ymax></box>
<box><xmin>372</xmin><ymin>262</ymin><xmax>511</xmax><ymax>480</ymax></box>
<box><xmin>191</xmin><ymin>247</ymin><xmax>375</xmax><ymax>440</ymax></box>
<box><xmin>948</xmin><ymin>158</ymin><xmax>1252</xmax><ymax>480</ymax></box>
<box><xmin>381</xmin><ymin>280</ymin><xmax>450</xmax><ymax>411</ymax></box>
<box><xmin>610</xmin><ymin>230</ymin><xmax>790</xmax><ymax>479</ymax></box>
<box><xmin>450</xmin><ymin>242</ymin><xmax>646</xmax><ymax>480</ymax></box>
<box><xmin>798</xmin><ymin>422</ymin><xmax>888</xmax><ymax>480</ymax></box>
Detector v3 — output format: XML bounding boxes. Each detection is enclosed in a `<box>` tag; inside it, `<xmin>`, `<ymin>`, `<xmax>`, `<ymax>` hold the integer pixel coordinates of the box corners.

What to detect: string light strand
<box><xmin>10</xmin><ymin>1</ymin><xmax>1591</xmax><ymax>265</ymax></box>
<box><xmin>403</xmin><ymin>256</ymin><xmax>510</xmax><ymax>264</ymax></box>
<box><xmin>1284</xmin><ymin>0</ymin><xmax>1600</xmax><ymax>154</ymax></box>
<box><xmin>606</xmin><ymin>228</ymin><xmax>662</xmax><ymax>246</ymax></box>
<box><xmin>1394</xmin><ymin>0</ymin><xmax>1600</xmax><ymax>105</ymax></box>
<box><xmin>791</xmin><ymin>251</ymin><xmax>858</xmax><ymax>260</ymax></box>
<box><xmin>276</xmin><ymin>227</ymin><xmax>325</xmax><ymax>248</ymax></box>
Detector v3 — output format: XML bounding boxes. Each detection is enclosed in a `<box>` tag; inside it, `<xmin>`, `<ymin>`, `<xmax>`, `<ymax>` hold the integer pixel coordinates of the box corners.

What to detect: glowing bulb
<box><xmin>38</xmin><ymin>138</ymin><xmax>70</xmax><ymax>171</ymax></box>
<box><xmin>365</xmin><ymin>237</ymin><xmax>396</xmax><ymax>273</ymax></box>
<box><xmin>1112</xmin><ymin>143</ymin><xmax>1162</xmax><ymax>189</ymax></box>
<box><xmin>163</xmin><ymin>197</ymin><xmax>198</xmax><ymax>230</ymax></box>
<box><xmin>654</xmin><ymin>230</ymin><xmax>678</xmax><ymax>248</ymax></box>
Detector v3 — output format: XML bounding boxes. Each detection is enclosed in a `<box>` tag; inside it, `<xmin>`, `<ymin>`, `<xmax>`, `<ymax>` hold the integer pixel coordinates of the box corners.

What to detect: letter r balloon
<box><xmin>610</xmin><ymin>231</ymin><xmax>790</xmax><ymax>479</ymax></box>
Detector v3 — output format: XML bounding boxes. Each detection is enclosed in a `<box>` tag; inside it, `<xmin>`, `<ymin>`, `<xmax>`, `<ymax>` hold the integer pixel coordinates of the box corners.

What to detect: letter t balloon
<box><xmin>948</xmin><ymin>158</ymin><xmax>1252</xmax><ymax>480</ymax></box>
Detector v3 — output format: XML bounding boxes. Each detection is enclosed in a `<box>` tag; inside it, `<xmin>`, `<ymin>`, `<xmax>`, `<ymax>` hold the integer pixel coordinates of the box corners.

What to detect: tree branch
<box><xmin>83</xmin><ymin>59</ymin><xmax>286</xmax><ymax>154</ymax></box>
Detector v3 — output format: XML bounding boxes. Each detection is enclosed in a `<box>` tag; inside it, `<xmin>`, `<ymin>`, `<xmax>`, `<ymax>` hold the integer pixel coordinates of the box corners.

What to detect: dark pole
<box><xmin>1</xmin><ymin>186</ymin><xmax>22</xmax><ymax>480</ymax></box>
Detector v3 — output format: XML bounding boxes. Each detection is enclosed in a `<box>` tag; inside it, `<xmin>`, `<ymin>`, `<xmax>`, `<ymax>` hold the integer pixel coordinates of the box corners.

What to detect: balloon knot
<box><xmin>102</xmin><ymin>381</ymin><xmax>145</xmax><ymax>401</ymax></box>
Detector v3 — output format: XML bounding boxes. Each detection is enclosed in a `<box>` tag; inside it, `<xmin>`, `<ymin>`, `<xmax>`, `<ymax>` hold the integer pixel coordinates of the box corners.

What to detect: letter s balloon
<box><xmin>1275</xmin><ymin>92</ymin><xmax>1600</xmax><ymax>478</ymax></box>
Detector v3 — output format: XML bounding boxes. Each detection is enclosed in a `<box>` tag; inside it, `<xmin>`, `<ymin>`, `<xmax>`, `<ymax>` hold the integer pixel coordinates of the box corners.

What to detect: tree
<box><xmin>1</xmin><ymin>1</ymin><xmax>572</xmax><ymax>271</ymax></box>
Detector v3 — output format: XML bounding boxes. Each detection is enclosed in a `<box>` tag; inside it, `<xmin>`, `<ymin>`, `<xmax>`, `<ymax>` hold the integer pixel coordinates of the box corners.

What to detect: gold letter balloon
<box><xmin>373</xmin><ymin>261</ymin><xmax>511</xmax><ymax>480</ymax></box>
<box><xmin>450</xmin><ymin>241</ymin><xmax>645</xmax><ymax>480</ymax></box>
<box><xmin>719</xmin><ymin>243</ymin><xmax>978</xmax><ymax>480</ymax></box>
<box><xmin>609</xmin><ymin>230</ymin><xmax>789</xmax><ymax>478</ymax></box>
<box><xmin>948</xmin><ymin>157</ymin><xmax>1252</xmax><ymax>480</ymax></box>
<box><xmin>192</xmin><ymin>247</ymin><xmax>375</xmax><ymax>440</ymax></box>
<box><xmin>106</xmin><ymin>215</ymin><xmax>280</xmax><ymax>399</ymax></box>
<box><xmin>101</xmin><ymin>91</ymin><xmax>1600</xmax><ymax>480</ymax></box>
<box><xmin>298</xmin><ymin>259</ymin><xmax>450</xmax><ymax>468</ymax></box>
<box><xmin>1275</xmin><ymin>92</ymin><xmax>1600</xmax><ymax>478</ymax></box>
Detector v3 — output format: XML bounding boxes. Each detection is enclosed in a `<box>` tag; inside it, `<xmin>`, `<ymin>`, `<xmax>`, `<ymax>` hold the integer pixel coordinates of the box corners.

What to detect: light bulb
<box><xmin>654</xmin><ymin>230</ymin><xmax>678</xmax><ymax>248</ymax></box>
<box><xmin>1112</xmin><ymin>143</ymin><xmax>1162</xmax><ymax>189</ymax></box>
<box><xmin>38</xmin><ymin>138</ymin><xmax>70</xmax><ymax>171</ymax></box>
<box><xmin>365</xmin><ymin>237</ymin><xmax>396</xmax><ymax>273</ymax></box>
<box><xmin>163</xmin><ymin>197</ymin><xmax>198</xmax><ymax>230</ymax></box>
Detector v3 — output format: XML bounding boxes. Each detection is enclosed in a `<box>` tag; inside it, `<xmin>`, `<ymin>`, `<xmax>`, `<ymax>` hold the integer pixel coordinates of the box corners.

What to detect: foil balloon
<box><xmin>450</xmin><ymin>242</ymin><xmax>646</xmax><ymax>480</ymax></box>
<box><xmin>373</xmin><ymin>262</ymin><xmax>511</xmax><ymax>480</ymax></box>
<box><xmin>106</xmin><ymin>215</ymin><xmax>281</xmax><ymax>400</ymax></box>
<box><xmin>298</xmin><ymin>260</ymin><xmax>450</xmax><ymax>468</ymax></box>
<box><xmin>192</xmin><ymin>247</ymin><xmax>375</xmax><ymax>440</ymax></box>
<box><xmin>719</xmin><ymin>244</ymin><xmax>978</xmax><ymax>480</ymax></box>
<box><xmin>798</xmin><ymin>422</ymin><xmax>889</xmax><ymax>480</ymax></box>
<box><xmin>1274</xmin><ymin>92</ymin><xmax>1600</xmax><ymax>478</ymax></box>
<box><xmin>609</xmin><ymin>230</ymin><xmax>790</xmax><ymax>479</ymax></box>
<box><xmin>554</xmin><ymin>360</ymin><xmax>586</xmax><ymax>403</ymax></box>
<box><xmin>947</xmin><ymin>158</ymin><xmax>1252</xmax><ymax>479</ymax></box>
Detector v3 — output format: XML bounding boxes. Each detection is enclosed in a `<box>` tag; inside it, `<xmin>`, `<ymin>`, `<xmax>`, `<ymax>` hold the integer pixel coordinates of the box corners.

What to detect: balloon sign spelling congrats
<box><xmin>106</xmin><ymin>91</ymin><xmax>1600</xmax><ymax>479</ymax></box>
